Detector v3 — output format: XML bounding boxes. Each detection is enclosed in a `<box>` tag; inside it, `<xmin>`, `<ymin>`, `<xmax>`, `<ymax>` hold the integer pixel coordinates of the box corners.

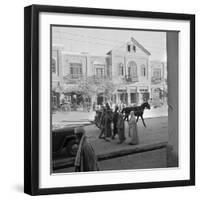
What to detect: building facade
<box><xmin>150</xmin><ymin>60</ymin><xmax>167</xmax><ymax>106</ymax></box>
<box><xmin>107</xmin><ymin>37</ymin><xmax>151</xmax><ymax>106</ymax></box>
<box><xmin>51</xmin><ymin>37</ymin><xmax>167</xmax><ymax>109</ymax></box>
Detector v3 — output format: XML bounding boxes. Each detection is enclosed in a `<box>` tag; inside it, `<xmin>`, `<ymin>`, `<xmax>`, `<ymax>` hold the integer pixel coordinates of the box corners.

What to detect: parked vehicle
<box><xmin>52</xmin><ymin>127</ymin><xmax>78</xmax><ymax>160</ymax></box>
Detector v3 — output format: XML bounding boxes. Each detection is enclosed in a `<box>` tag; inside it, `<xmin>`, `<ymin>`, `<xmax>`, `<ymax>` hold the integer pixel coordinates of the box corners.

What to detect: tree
<box><xmin>63</xmin><ymin>75</ymin><xmax>116</xmax><ymax>104</ymax></box>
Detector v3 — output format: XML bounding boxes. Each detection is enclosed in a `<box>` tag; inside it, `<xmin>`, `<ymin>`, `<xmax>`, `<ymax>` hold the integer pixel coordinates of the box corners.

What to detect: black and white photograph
<box><xmin>23</xmin><ymin>5</ymin><xmax>195</xmax><ymax>195</ymax></box>
<box><xmin>51</xmin><ymin>26</ymin><xmax>175</xmax><ymax>173</ymax></box>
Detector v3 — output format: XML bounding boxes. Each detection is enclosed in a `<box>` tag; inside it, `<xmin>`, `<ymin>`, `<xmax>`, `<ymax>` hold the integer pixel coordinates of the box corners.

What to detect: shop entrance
<box><xmin>97</xmin><ymin>93</ymin><xmax>104</xmax><ymax>105</ymax></box>
<box><xmin>130</xmin><ymin>93</ymin><xmax>138</xmax><ymax>104</ymax></box>
<box><xmin>119</xmin><ymin>93</ymin><xmax>128</xmax><ymax>105</ymax></box>
<box><xmin>142</xmin><ymin>92</ymin><xmax>150</xmax><ymax>102</ymax></box>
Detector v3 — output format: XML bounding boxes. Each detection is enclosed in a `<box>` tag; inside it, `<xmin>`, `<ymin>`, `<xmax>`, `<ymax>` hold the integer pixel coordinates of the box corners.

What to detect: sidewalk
<box><xmin>85</xmin><ymin>116</ymin><xmax>168</xmax><ymax>155</ymax></box>
<box><xmin>53</xmin><ymin>116</ymin><xmax>168</xmax><ymax>170</ymax></box>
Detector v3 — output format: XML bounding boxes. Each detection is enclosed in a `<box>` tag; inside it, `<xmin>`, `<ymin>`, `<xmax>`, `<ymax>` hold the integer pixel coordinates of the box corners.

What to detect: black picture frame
<box><xmin>24</xmin><ymin>4</ymin><xmax>195</xmax><ymax>195</ymax></box>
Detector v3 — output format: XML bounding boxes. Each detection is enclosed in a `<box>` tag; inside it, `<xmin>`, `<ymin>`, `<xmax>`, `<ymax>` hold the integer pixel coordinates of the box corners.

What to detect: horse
<box><xmin>121</xmin><ymin>102</ymin><xmax>151</xmax><ymax>127</ymax></box>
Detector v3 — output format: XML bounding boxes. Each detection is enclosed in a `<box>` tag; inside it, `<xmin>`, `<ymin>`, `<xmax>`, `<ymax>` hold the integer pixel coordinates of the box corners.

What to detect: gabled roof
<box><xmin>130</xmin><ymin>37</ymin><xmax>151</xmax><ymax>56</ymax></box>
<box><xmin>106</xmin><ymin>37</ymin><xmax>151</xmax><ymax>56</ymax></box>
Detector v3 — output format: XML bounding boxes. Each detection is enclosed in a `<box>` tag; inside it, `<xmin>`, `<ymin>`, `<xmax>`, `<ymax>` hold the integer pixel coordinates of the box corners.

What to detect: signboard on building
<box><xmin>138</xmin><ymin>87</ymin><xmax>148</xmax><ymax>93</ymax></box>
<box><xmin>130</xmin><ymin>87</ymin><xmax>137</xmax><ymax>93</ymax></box>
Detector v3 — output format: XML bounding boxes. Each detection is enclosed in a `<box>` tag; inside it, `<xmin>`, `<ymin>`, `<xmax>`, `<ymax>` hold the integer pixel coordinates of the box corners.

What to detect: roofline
<box><xmin>106</xmin><ymin>37</ymin><xmax>151</xmax><ymax>56</ymax></box>
<box><xmin>131</xmin><ymin>37</ymin><xmax>151</xmax><ymax>56</ymax></box>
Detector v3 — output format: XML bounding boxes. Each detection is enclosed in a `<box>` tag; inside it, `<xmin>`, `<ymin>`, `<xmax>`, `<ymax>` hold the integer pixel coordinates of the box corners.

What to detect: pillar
<box><xmin>127</xmin><ymin>88</ymin><xmax>131</xmax><ymax>105</ymax></box>
<box><xmin>167</xmin><ymin>32</ymin><xmax>179</xmax><ymax>167</ymax></box>
<box><xmin>138</xmin><ymin>92</ymin><xmax>143</xmax><ymax>105</ymax></box>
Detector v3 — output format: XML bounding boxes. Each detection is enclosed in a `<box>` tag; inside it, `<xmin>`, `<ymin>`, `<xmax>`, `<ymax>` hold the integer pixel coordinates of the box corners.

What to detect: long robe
<box><xmin>128</xmin><ymin>116</ymin><xmax>139</xmax><ymax>144</ymax></box>
<box><xmin>104</xmin><ymin>110</ymin><xmax>112</xmax><ymax>138</ymax></box>
<box><xmin>117</xmin><ymin>114</ymin><xmax>125</xmax><ymax>142</ymax></box>
<box><xmin>112</xmin><ymin>111</ymin><xmax>119</xmax><ymax>137</ymax></box>
<box><xmin>74</xmin><ymin>134</ymin><xmax>99</xmax><ymax>172</ymax></box>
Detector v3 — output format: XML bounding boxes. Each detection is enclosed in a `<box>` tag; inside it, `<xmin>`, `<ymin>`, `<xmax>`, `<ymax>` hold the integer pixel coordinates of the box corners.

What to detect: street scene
<box><xmin>51</xmin><ymin>26</ymin><xmax>171</xmax><ymax>173</ymax></box>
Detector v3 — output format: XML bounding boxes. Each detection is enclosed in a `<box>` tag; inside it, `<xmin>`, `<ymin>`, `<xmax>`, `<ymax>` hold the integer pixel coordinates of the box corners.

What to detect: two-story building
<box><xmin>107</xmin><ymin>37</ymin><xmax>151</xmax><ymax>106</ymax></box>
<box><xmin>150</xmin><ymin>60</ymin><xmax>167</xmax><ymax>105</ymax></box>
<box><xmin>51</xmin><ymin>37</ymin><xmax>167</xmax><ymax>108</ymax></box>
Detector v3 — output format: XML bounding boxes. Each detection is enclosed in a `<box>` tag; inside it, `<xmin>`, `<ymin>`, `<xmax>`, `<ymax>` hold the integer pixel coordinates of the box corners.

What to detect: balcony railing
<box><xmin>151</xmin><ymin>77</ymin><xmax>162</xmax><ymax>84</ymax></box>
<box><xmin>63</xmin><ymin>74</ymin><xmax>83</xmax><ymax>83</ymax></box>
<box><xmin>124</xmin><ymin>75</ymin><xmax>138</xmax><ymax>83</ymax></box>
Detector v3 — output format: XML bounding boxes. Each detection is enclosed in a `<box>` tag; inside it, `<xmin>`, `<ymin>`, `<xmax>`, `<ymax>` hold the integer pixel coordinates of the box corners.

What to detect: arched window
<box><xmin>118</xmin><ymin>63</ymin><xmax>124</xmax><ymax>76</ymax></box>
<box><xmin>128</xmin><ymin>61</ymin><xmax>137</xmax><ymax>78</ymax></box>
<box><xmin>141</xmin><ymin>64</ymin><xmax>146</xmax><ymax>76</ymax></box>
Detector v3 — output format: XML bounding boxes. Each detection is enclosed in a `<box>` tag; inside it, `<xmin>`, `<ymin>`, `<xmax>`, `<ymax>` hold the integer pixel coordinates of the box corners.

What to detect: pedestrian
<box><xmin>128</xmin><ymin>111</ymin><xmax>139</xmax><ymax>145</ymax></box>
<box><xmin>117</xmin><ymin>113</ymin><xmax>126</xmax><ymax>144</ymax></box>
<box><xmin>104</xmin><ymin>108</ymin><xmax>112</xmax><ymax>141</ymax></box>
<box><xmin>99</xmin><ymin>107</ymin><xmax>106</xmax><ymax>139</ymax></box>
<box><xmin>112</xmin><ymin>105</ymin><xmax>119</xmax><ymax>139</ymax></box>
<box><xmin>74</xmin><ymin>127</ymin><xmax>99</xmax><ymax>172</ymax></box>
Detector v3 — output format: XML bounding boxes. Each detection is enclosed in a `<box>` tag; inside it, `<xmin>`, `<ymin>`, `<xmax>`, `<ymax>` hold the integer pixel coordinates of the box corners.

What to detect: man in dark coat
<box><xmin>99</xmin><ymin>107</ymin><xmax>106</xmax><ymax>139</ymax></box>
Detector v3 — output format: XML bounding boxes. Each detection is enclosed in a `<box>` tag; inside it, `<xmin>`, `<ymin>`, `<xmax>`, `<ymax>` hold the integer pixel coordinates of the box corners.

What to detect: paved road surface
<box><xmin>53</xmin><ymin>117</ymin><xmax>168</xmax><ymax>173</ymax></box>
<box><xmin>52</xmin><ymin>105</ymin><xmax>168</xmax><ymax>129</ymax></box>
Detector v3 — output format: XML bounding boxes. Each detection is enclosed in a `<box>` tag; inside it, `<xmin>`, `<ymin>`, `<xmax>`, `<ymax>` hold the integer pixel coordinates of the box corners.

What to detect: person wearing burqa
<box><xmin>128</xmin><ymin>111</ymin><xmax>139</xmax><ymax>145</ymax></box>
<box><xmin>99</xmin><ymin>107</ymin><xmax>106</xmax><ymax>139</ymax></box>
<box><xmin>74</xmin><ymin>127</ymin><xmax>99</xmax><ymax>172</ymax></box>
<box><xmin>112</xmin><ymin>105</ymin><xmax>119</xmax><ymax>139</ymax></box>
<box><xmin>117</xmin><ymin>113</ymin><xmax>126</xmax><ymax>144</ymax></box>
<box><xmin>104</xmin><ymin>103</ymin><xmax>112</xmax><ymax>141</ymax></box>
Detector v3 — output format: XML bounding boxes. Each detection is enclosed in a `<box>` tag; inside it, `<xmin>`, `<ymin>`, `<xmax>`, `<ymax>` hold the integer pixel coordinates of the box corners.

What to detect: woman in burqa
<box><xmin>104</xmin><ymin>103</ymin><xmax>112</xmax><ymax>140</ymax></box>
<box><xmin>116</xmin><ymin>113</ymin><xmax>126</xmax><ymax>144</ymax></box>
<box><xmin>128</xmin><ymin>111</ymin><xmax>139</xmax><ymax>145</ymax></box>
<box><xmin>74</xmin><ymin>127</ymin><xmax>99</xmax><ymax>172</ymax></box>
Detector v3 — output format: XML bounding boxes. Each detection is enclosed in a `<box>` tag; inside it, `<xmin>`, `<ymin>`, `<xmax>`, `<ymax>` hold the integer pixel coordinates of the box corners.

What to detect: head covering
<box><xmin>74</xmin><ymin>127</ymin><xmax>85</xmax><ymax>138</ymax></box>
<box><xmin>115</xmin><ymin>105</ymin><xmax>119</xmax><ymax>112</ymax></box>
<box><xmin>106</xmin><ymin>102</ymin><xmax>111</xmax><ymax>110</ymax></box>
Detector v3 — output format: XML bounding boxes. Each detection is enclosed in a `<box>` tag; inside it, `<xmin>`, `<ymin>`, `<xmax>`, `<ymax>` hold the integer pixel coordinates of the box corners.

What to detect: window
<box><xmin>133</xmin><ymin>45</ymin><xmax>136</xmax><ymax>52</ymax></box>
<box><xmin>52</xmin><ymin>96</ymin><xmax>57</xmax><ymax>106</ymax></box>
<box><xmin>52</xmin><ymin>58</ymin><xmax>57</xmax><ymax>74</ymax></box>
<box><xmin>128</xmin><ymin>61</ymin><xmax>137</xmax><ymax>78</ymax></box>
<box><xmin>141</xmin><ymin>65</ymin><xmax>146</xmax><ymax>76</ymax></box>
<box><xmin>153</xmin><ymin>69</ymin><xmax>161</xmax><ymax>78</ymax></box>
<box><xmin>96</xmin><ymin>68</ymin><xmax>104</xmax><ymax>78</ymax></box>
<box><xmin>70</xmin><ymin>63</ymin><xmax>82</xmax><ymax>78</ymax></box>
<box><xmin>127</xmin><ymin>44</ymin><xmax>131</xmax><ymax>52</ymax></box>
<box><xmin>94</xmin><ymin>63</ymin><xmax>105</xmax><ymax>78</ymax></box>
<box><xmin>118</xmin><ymin>63</ymin><xmax>124</xmax><ymax>76</ymax></box>
<box><xmin>128</xmin><ymin>67</ymin><xmax>131</xmax><ymax>76</ymax></box>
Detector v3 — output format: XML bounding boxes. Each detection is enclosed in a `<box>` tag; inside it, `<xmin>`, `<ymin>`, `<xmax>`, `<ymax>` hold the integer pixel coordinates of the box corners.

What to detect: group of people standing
<box><xmin>73</xmin><ymin>103</ymin><xmax>140</xmax><ymax>172</ymax></box>
<box><xmin>95</xmin><ymin>103</ymin><xmax>139</xmax><ymax>145</ymax></box>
